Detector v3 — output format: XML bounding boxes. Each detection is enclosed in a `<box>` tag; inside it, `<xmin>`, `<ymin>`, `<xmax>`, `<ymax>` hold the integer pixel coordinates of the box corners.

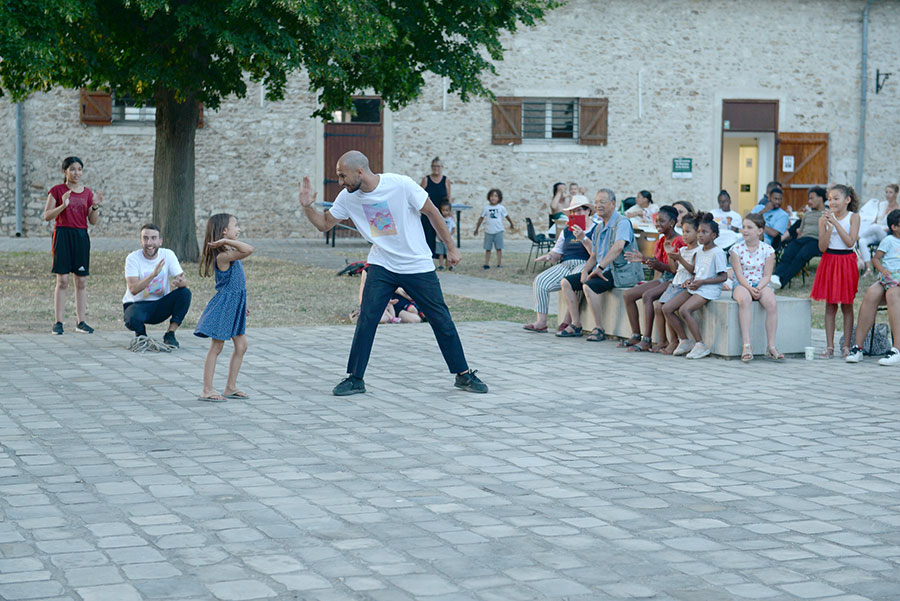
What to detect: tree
<box><xmin>0</xmin><ymin>0</ymin><xmax>558</xmax><ymax>260</ymax></box>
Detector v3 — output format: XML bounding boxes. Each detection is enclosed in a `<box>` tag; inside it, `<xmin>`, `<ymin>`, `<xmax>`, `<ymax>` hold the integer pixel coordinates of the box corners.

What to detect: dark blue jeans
<box><xmin>123</xmin><ymin>287</ymin><xmax>192</xmax><ymax>336</ymax></box>
<box><xmin>774</xmin><ymin>237</ymin><xmax>820</xmax><ymax>287</ymax></box>
<box><xmin>348</xmin><ymin>265</ymin><xmax>469</xmax><ymax>378</ymax></box>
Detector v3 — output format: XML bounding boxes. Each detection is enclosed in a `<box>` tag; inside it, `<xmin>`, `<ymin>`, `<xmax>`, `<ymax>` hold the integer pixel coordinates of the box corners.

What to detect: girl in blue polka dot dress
<box><xmin>195</xmin><ymin>213</ymin><xmax>254</xmax><ymax>402</ymax></box>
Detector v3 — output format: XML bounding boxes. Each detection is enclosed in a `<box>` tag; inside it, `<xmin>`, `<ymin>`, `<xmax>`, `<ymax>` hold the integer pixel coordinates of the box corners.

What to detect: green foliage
<box><xmin>0</xmin><ymin>0</ymin><xmax>558</xmax><ymax>115</ymax></box>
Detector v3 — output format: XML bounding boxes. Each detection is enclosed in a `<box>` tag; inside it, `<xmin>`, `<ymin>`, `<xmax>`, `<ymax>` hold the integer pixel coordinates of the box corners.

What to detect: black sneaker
<box><xmin>455</xmin><ymin>370</ymin><xmax>489</xmax><ymax>394</ymax></box>
<box><xmin>75</xmin><ymin>321</ymin><xmax>94</xmax><ymax>334</ymax></box>
<box><xmin>163</xmin><ymin>331</ymin><xmax>179</xmax><ymax>348</ymax></box>
<box><xmin>333</xmin><ymin>376</ymin><xmax>366</xmax><ymax>396</ymax></box>
<box><xmin>52</xmin><ymin>322</ymin><xmax>64</xmax><ymax>335</ymax></box>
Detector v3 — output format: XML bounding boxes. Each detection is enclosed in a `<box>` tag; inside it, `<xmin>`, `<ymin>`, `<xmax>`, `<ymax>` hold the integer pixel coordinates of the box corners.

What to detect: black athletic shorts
<box><xmin>563</xmin><ymin>269</ymin><xmax>615</xmax><ymax>294</ymax></box>
<box><xmin>51</xmin><ymin>226</ymin><xmax>91</xmax><ymax>276</ymax></box>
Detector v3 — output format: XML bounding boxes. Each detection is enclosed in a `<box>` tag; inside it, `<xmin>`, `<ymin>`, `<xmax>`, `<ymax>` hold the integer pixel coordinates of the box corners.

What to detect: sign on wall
<box><xmin>782</xmin><ymin>155</ymin><xmax>795</xmax><ymax>172</ymax></box>
<box><xmin>672</xmin><ymin>158</ymin><xmax>693</xmax><ymax>179</ymax></box>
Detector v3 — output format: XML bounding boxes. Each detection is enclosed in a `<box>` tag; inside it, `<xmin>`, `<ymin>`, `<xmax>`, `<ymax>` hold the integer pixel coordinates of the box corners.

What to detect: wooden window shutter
<box><xmin>578</xmin><ymin>98</ymin><xmax>608</xmax><ymax>146</ymax></box>
<box><xmin>491</xmin><ymin>97</ymin><xmax>522</xmax><ymax>145</ymax></box>
<box><xmin>80</xmin><ymin>90</ymin><xmax>112</xmax><ymax>126</ymax></box>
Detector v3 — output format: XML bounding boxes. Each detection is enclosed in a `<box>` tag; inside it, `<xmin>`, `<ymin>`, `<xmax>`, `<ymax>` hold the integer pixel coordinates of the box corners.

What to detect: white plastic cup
<box><xmin>804</xmin><ymin>346</ymin><xmax>815</xmax><ymax>361</ymax></box>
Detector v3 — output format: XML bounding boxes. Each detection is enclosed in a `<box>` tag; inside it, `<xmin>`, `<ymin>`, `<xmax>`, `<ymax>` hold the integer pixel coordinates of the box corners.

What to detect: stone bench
<box><xmin>558</xmin><ymin>287</ymin><xmax>811</xmax><ymax>358</ymax></box>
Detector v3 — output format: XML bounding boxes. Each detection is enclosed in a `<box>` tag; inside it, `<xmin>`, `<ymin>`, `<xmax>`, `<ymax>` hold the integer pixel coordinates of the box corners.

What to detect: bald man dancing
<box><xmin>299</xmin><ymin>151</ymin><xmax>488</xmax><ymax>396</ymax></box>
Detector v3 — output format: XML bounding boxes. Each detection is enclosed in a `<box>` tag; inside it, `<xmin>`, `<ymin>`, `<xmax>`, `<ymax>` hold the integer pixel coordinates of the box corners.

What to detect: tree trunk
<box><xmin>152</xmin><ymin>88</ymin><xmax>200</xmax><ymax>262</ymax></box>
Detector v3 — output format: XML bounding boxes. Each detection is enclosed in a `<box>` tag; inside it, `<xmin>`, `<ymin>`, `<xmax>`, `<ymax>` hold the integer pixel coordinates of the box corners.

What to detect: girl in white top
<box><xmin>858</xmin><ymin>184</ymin><xmax>899</xmax><ymax>275</ymax></box>
<box><xmin>810</xmin><ymin>184</ymin><xmax>861</xmax><ymax>358</ymax></box>
<box><xmin>730</xmin><ymin>213</ymin><xmax>780</xmax><ymax>362</ymax></box>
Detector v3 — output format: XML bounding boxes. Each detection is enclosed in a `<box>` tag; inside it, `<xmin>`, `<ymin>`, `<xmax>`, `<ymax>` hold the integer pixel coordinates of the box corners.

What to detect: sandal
<box><xmin>586</xmin><ymin>328</ymin><xmax>606</xmax><ymax>342</ymax></box>
<box><xmin>523</xmin><ymin>323</ymin><xmax>548</xmax><ymax>333</ymax></box>
<box><xmin>627</xmin><ymin>337</ymin><xmax>652</xmax><ymax>352</ymax></box>
<box><xmin>741</xmin><ymin>344</ymin><xmax>753</xmax><ymax>362</ymax></box>
<box><xmin>224</xmin><ymin>390</ymin><xmax>250</xmax><ymax>399</ymax></box>
<box><xmin>617</xmin><ymin>334</ymin><xmax>642</xmax><ymax>348</ymax></box>
<box><xmin>556</xmin><ymin>325</ymin><xmax>583</xmax><ymax>338</ymax></box>
<box><xmin>820</xmin><ymin>346</ymin><xmax>834</xmax><ymax>359</ymax></box>
<box><xmin>841</xmin><ymin>346</ymin><xmax>851</xmax><ymax>359</ymax></box>
<box><xmin>765</xmin><ymin>347</ymin><xmax>784</xmax><ymax>361</ymax></box>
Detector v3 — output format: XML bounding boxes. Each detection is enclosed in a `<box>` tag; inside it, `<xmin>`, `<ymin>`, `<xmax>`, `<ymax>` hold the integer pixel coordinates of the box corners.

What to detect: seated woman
<box><xmin>523</xmin><ymin>196</ymin><xmax>596</xmax><ymax>332</ymax></box>
<box><xmin>624</xmin><ymin>190</ymin><xmax>658</xmax><ymax>224</ymax></box>
<box><xmin>730</xmin><ymin>213</ymin><xmax>781</xmax><ymax>361</ymax></box>
<box><xmin>620</xmin><ymin>205</ymin><xmax>684</xmax><ymax>351</ymax></box>
<box><xmin>857</xmin><ymin>184</ymin><xmax>899</xmax><ymax>276</ymax></box>
<box><xmin>846</xmin><ymin>209</ymin><xmax>900</xmax><ymax>365</ymax></box>
<box><xmin>771</xmin><ymin>186</ymin><xmax>826</xmax><ymax>289</ymax></box>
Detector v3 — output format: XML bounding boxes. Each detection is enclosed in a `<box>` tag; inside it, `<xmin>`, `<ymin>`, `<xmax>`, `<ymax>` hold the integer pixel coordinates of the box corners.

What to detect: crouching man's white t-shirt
<box><xmin>329</xmin><ymin>173</ymin><xmax>435</xmax><ymax>274</ymax></box>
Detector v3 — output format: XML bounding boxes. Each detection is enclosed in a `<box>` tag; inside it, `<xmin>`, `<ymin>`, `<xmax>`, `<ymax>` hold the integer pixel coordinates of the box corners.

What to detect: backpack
<box><xmin>841</xmin><ymin>323</ymin><xmax>892</xmax><ymax>356</ymax></box>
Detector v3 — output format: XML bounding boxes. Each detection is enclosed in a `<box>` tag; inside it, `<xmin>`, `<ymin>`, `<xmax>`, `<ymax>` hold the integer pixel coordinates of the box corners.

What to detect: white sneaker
<box><xmin>672</xmin><ymin>340</ymin><xmax>694</xmax><ymax>356</ymax></box>
<box><xmin>845</xmin><ymin>346</ymin><xmax>863</xmax><ymax>363</ymax></box>
<box><xmin>770</xmin><ymin>274</ymin><xmax>782</xmax><ymax>289</ymax></box>
<box><xmin>686</xmin><ymin>342</ymin><xmax>711</xmax><ymax>359</ymax></box>
<box><xmin>878</xmin><ymin>348</ymin><xmax>900</xmax><ymax>366</ymax></box>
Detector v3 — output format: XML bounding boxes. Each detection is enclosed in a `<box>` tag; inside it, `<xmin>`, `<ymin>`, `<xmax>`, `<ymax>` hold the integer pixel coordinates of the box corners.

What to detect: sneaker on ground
<box><xmin>482</xmin><ymin>264</ymin><xmax>490</xmax><ymax>270</ymax></box>
<box><xmin>878</xmin><ymin>347</ymin><xmax>900</xmax><ymax>366</ymax></box>
<box><xmin>770</xmin><ymin>274</ymin><xmax>782</xmax><ymax>289</ymax></box>
<box><xmin>845</xmin><ymin>345</ymin><xmax>863</xmax><ymax>363</ymax></box>
<box><xmin>672</xmin><ymin>340</ymin><xmax>693</xmax><ymax>356</ymax></box>
<box><xmin>52</xmin><ymin>322</ymin><xmax>64</xmax><ymax>335</ymax></box>
<box><xmin>333</xmin><ymin>376</ymin><xmax>366</xmax><ymax>396</ymax></box>
<box><xmin>162</xmin><ymin>331</ymin><xmax>179</xmax><ymax>348</ymax></box>
<box><xmin>686</xmin><ymin>342</ymin><xmax>711</xmax><ymax>359</ymax></box>
<box><xmin>75</xmin><ymin>321</ymin><xmax>94</xmax><ymax>334</ymax></box>
<box><xmin>454</xmin><ymin>370</ymin><xmax>489</xmax><ymax>394</ymax></box>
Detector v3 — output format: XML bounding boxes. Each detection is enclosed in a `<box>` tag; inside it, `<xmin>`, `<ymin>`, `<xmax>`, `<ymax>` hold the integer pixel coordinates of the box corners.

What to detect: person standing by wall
<box><xmin>420</xmin><ymin>157</ymin><xmax>451</xmax><ymax>257</ymax></box>
<box><xmin>43</xmin><ymin>156</ymin><xmax>103</xmax><ymax>335</ymax></box>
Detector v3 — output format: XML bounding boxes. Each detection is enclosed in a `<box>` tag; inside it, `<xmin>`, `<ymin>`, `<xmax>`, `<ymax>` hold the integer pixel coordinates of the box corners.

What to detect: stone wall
<box><xmin>1</xmin><ymin>0</ymin><xmax>897</xmax><ymax>240</ymax></box>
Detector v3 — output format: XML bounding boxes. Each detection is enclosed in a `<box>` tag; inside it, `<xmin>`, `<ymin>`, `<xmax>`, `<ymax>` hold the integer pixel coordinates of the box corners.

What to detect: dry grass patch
<box><xmin>0</xmin><ymin>251</ymin><xmax>534</xmax><ymax>334</ymax></box>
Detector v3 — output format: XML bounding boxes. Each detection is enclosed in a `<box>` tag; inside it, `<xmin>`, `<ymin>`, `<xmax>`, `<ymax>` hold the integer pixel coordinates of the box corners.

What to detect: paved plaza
<box><xmin>0</xmin><ymin>315</ymin><xmax>897</xmax><ymax>601</ymax></box>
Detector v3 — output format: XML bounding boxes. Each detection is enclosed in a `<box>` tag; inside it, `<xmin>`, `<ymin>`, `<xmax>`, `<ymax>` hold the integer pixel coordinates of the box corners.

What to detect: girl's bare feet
<box><xmin>650</xmin><ymin>342</ymin><xmax>668</xmax><ymax>353</ymax></box>
<box><xmin>660</xmin><ymin>340</ymin><xmax>678</xmax><ymax>355</ymax></box>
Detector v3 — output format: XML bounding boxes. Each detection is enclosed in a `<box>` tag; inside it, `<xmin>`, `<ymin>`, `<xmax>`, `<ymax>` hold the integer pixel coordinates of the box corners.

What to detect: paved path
<box><xmin>0</xmin><ymin>319</ymin><xmax>895</xmax><ymax>601</ymax></box>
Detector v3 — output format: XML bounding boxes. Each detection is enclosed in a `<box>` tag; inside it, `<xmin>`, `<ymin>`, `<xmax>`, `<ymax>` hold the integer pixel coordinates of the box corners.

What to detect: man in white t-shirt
<box><xmin>299</xmin><ymin>150</ymin><xmax>488</xmax><ymax>396</ymax></box>
<box><xmin>122</xmin><ymin>223</ymin><xmax>191</xmax><ymax>349</ymax></box>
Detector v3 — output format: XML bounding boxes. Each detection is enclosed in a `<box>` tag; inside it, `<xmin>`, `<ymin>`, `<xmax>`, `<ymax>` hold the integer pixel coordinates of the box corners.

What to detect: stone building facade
<box><xmin>1</xmin><ymin>0</ymin><xmax>898</xmax><ymax>241</ymax></box>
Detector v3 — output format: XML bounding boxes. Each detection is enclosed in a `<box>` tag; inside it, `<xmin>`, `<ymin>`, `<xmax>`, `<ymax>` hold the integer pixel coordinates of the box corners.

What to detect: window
<box><xmin>331</xmin><ymin>98</ymin><xmax>381</xmax><ymax>123</ymax></box>
<box><xmin>492</xmin><ymin>97</ymin><xmax>607</xmax><ymax>146</ymax></box>
<box><xmin>111</xmin><ymin>95</ymin><xmax>155</xmax><ymax>123</ymax></box>
<box><xmin>522</xmin><ymin>98</ymin><xmax>577</xmax><ymax>141</ymax></box>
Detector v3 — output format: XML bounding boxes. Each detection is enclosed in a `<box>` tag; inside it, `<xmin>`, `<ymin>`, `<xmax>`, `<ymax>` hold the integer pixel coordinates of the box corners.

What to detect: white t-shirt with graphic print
<box><xmin>329</xmin><ymin>173</ymin><xmax>434</xmax><ymax>274</ymax></box>
<box><xmin>122</xmin><ymin>248</ymin><xmax>184</xmax><ymax>304</ymax></box>
<box><xmin>480</xmin><ymin>204</ymin><xmax>508</xmax><ymax>234</ymax></box>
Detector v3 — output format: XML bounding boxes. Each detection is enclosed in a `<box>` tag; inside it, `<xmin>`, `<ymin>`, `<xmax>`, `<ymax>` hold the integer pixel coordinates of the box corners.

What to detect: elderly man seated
<box><xmin>523</xmin><ymin>196</ymin><xmax>597</xmax><ymax>332</ymax></box>
<box><xmin>557</xmin><ymin>188</ymin><xmax>644</xmax><ymax>341</ymax></box>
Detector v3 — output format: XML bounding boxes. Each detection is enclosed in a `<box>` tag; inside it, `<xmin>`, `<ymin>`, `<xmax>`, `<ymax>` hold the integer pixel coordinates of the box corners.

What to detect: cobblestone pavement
<box><xmin>0</xmin><ymin>320</ymin><xmax>896</xmax><ymax>601</ymax></box>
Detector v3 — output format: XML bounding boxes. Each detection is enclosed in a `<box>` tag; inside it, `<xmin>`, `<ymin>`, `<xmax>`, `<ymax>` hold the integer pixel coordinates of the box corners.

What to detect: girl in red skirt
<box><xmin>810</xmin><ymin>184</ymin><xmax>861</xmax><ymax>358</ymax></box>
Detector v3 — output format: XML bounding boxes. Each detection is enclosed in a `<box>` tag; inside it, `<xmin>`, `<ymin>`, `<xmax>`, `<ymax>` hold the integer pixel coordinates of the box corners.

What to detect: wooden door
<box><xmin>324</xmin><ymin>97</ymin><xmax>383</xmax><ymax>202</ymax></box>
<box><xmin>776</xmin><ymin>133</ymin><xmax>829</xmax><ymax>212</ymax></box>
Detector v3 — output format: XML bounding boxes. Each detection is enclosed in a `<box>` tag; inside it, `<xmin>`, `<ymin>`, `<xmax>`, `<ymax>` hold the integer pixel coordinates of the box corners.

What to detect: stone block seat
<box><xmin>558</xmin><ymin>288</ymin><xmax>811</xmax><ymax>358</ymax></box>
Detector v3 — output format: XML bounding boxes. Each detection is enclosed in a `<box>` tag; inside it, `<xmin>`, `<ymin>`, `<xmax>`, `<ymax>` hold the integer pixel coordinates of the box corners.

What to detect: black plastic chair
<box><xmin>526</xmin><ymin>218</ymin><xmax>554</xmax><ymax>272</ymax></box>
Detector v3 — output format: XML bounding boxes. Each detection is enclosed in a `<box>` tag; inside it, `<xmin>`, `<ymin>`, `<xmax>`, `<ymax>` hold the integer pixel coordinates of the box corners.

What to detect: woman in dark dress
<box><xmin>420</xmin><ymin>157</ymin><xmax>452</xmax><ymax>257</ymax></box>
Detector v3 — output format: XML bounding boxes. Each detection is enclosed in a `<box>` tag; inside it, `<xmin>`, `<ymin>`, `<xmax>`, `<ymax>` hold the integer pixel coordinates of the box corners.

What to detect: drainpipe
<box><xmin>15</xmin><ymin>102</ymin><xmax>23</xmax><ymax>237</ymax></box>
<box><xmin>856</xmin><ymin>0</ymin><xmax>874</xmax><ymax>195</ymax></box>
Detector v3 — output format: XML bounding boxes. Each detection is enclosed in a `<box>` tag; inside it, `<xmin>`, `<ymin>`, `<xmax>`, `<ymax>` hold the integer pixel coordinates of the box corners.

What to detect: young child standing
<box><xmin>655</xmin><ymin>213</ymin><xmax>700</xmax><ymax>354</ymax></box>
<box><xmin>473</xmin><ymin>188</ymin><xmax>516</xmax><ymax>269</ymax></box>
<box><xmin>730</xmin><ymin>213</ymin><xmax>781</xmax><ymax>362</ymax></box>
<box><xmin>662</xmin><ymin>216</ymin><xmax>727</xmax><ymax>359</ymax></box>
<box><xmin>194</xmin><ymin>213</ymin><xmax>254</xmax><ymax>402</ymax></box>
<box><xmin>810</xmin><ymin>184</ymin><xmax>861</xmax><ymax>358</ymax></box>
<box><xmin>435</xmin><ymin>200</ymin><xmax>456</xmax><ymax>271</ymax></box>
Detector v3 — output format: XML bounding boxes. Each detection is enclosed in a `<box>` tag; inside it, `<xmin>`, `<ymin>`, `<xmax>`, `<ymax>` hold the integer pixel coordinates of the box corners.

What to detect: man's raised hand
<box><xmin>298</xmin><ymin>176</ymin><xmax>317</xmax><ymax>208</ymax></box>
<box><xmin>152</xmin><ymin>258</ymin><xmax>166</xmax><ymax>277</ymax></box>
